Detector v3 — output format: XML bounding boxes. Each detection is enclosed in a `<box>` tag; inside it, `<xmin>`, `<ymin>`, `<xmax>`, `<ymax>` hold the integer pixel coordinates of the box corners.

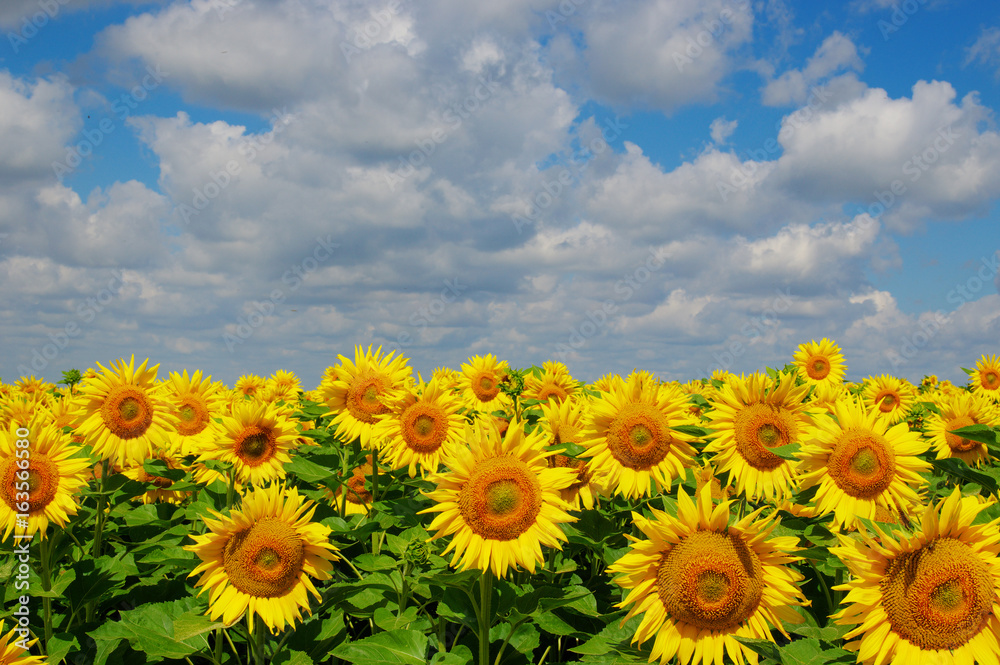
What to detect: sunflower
<box><xmin>862</xmin><ymin>374</ymin><xmax>916</xmax><ymax>424</ymax></box>
<box><xmin>459</xmin><ymin>354</ymin><xmax>511</xmax><ymax>414</ymax></box>
<box><xmin>926</xmin><ymin>390</ymin><xmax>1000</xmax><ymax>466</ymax></box>
<box><xmin>0</xmin><ymin>418</ymin><xmax>91</xmax><ymax>541</ymax></box>
<box><xmin>832</xmin><ymin>487</ymin><xmax>1000</xmax><ymax>665</ymax></box>
<box><xmin>589</xmin><ymin>373</ymin><xmax>624</xmax><ymax>395</ymax></box>
<box><xmin>0</xmin><ymin>393</ymin><xmax>47</xmax><ymax>430</ymax></box>
<box><xmin>579</xmin><ymin>375</ymin><xmax>698</xmax><ymax>499</ymax></box>
<box><xmin>186</xmin><ymin>483</ymin><xmax>339</xmax><ymax>634</ymax></box>
<box><xmin>796</xmin><ymin>397</ymin><xmax>930</xmax><ymax>530</ymax></box>
<box><xmin>523</xmin><ymin>361</ymin><xmax>579</xmax><ymax>404</ymax></box>
<box><xmin>421</xmin><ymin>419</ymin><xmax>578</xmax><ymax>578</ymax></box>
<box><xmin>969</xmin><ymin>354</ymin><xmax>1000</xmax><ymax>402</ymax></box>
<box><xmin>198</xmin><ymin>400</ymin><xmax>300</xmax><ymax>485</ymax></box>
<box><xmin>121</xmin><ymin>436</ymin><xmax>192</xmax><ymax>505</ymax></box>
<box><xmin>320</xmin><ymin>345</ymin><xmax>412</xmax><ymax>449</ymax></box>
<box><xmin>267</xmin><ymin>370</ymin><xmax>302</xmax><ymax>403</ymax></box>
<box><xmin>793</xmin><ymin>338</ymin><xmax>847</xmax><ymax>386</ymax></box>
<box><xmin>73</xmin><ymin>356</ymin><xmax>176</xmax><ymax>467</ymax></box>
<box><xmin>162</xmin><ymin>370</ymin><xmax>224</xmax><ymax>456</ymax></box>
<box><xmin>608</xmin><ymin>484</ymin><xmax>807</xmax><ymax>665</ymax></box>
<box><xmin>373</xmin><ymin>378</ymin><xmax>465</xmax><ymax>477</ymax></box>
<box><xmin>0</xmin><ymin>620</ymin><xmax>45</xmax><ymax>665</ymax></box>
<box><xmin>539</xmin><ymin>397</ymin><xmax>603</xmax><ymax>510</ymax></box>
<box><xmin>235</xmin><ymin>374</ymin><xmax>267</xmax><ymax>399</ymax></box>
<box><xmin>704</xmin><ymin>372</ymin><xmax>813</xmax><ymax>502</ymax></box>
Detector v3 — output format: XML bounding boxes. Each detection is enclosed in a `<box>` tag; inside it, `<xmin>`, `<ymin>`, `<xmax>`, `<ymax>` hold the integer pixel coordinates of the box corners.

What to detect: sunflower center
<box><xmin>346</xmin><ymin>371</ymin><xmax>392</xmax><ymax>424</ymax></box>
<box><xmin>880</xmin><ymin>537</ymin><xmax>993</xmax><ymax>650</ymax></box>
<box><xmin>401</xmin><ymin>403</ymin><xmax>449</xmax><ymax>453</ymax></box>
<box><xmin>537</xmin><ymin>384</ymin><xmax>568</xmax><ymax>402</ymax></box>
<box><xmin>341</xmin><ymin>469</ymin><xmax>373</xmax><ymax>505</ymax></box>
<box><xmin>827</xmin><ymin>428</ymin><xmax>895</xmax><ymax>499</ymax></box>
<box><xmin>808</xmin><ymin>358</ymin><xmax>830</xmax><ymax>380</ymax></box>
<box><xmin>2</xmin><ymin>454</ymin><xmax>60</xmax><ymax>514</ymax></box>
<box><xmin>982</xmin><ymin>371</ymin><xmax>999</xmax><ymax>389</ymax></box>
<box><xmin>732</xmin><ymin>403</ymin><xmax>795</xmax><ymax>471</ymax></box>
<box><xmin>471</xmin><ymin>372</ymin><xmax>501</xmax><ymax>403</ymax></box>
<box><xmin>945</xmin><ymin>415</ymin><xmax>979</xmax><ymax>453</ymax></box>
<box><xmin>223</xmin><ymin>518</ymin><xmax>305</xmax><ymax>598</ymax></box>
<box><xmin>606</xmin><ymin>402</ymin><xmax>672</xmax><ymax>470</ymax></box>
<box><xmin>657</xmin><ymin>530</ymin><xmax>764</xmax><ymax>631</ymax></box>
<box><xmin>235</xmin><ymin>426</ymin><xmax>276</xmax><ymax>467</ymax></box>
<box><xmin>176</xmin><ymin>395</ymin><xmax>211</xmax><ymax>437</ymax></box>
<box><xmin>879</xmin><ymin>392</ymin><xmax>898</xmax><ymax>412</ymax></box>
<box><xmin>100</xmin><ymin>384</ymin><xmax>154</xmax><ymax>439</ymax></box>
<box><xmin>458</xmin><ymin>456</ymin><xmax>542</xmax><ymax>541</ymax></box>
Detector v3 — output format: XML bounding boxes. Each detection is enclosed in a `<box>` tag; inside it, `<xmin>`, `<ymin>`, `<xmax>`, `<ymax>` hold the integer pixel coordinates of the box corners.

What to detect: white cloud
<box><xmin>0</xmin><ymin>72</ymin><xmax>78</xmax><ymax>180</ymax></box>
<box><xmin>709</xmin><ymin>116</ymin><xmax>738</xmax><ymax>144</ymax></box>
<box><xmin>762</xmin><ymin>32</ymin><xmax>865</xmax><ymax>106</ymax></box>
<box><xmin>966</xmin><ymin>27</ymin><xmax>1000</xmax><ymax>77</ymax></box>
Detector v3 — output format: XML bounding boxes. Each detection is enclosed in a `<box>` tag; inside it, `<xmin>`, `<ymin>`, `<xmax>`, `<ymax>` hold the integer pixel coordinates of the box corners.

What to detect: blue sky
<box><xmin>2</xmin><ymin>0</ymin><xmax>999</xmax><ymax>389</ymax></box>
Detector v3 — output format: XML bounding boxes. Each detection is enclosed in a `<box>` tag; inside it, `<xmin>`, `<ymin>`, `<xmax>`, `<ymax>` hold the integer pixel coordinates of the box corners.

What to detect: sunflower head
<box><xmin>969</xmin><ymin>354</ymin><xmax>1000</xmax><ymax>402</ymax></box>
<box><xmin>793</xmin><ymin>338</ymin><xmax>847</xmax><ymax>386</ymax></box>
<box><xmin>186</xmin><ymin>484</ymin><xmax>339</xmax><ymax>634</ymax></box>
<box><xmin>832</xmin><ymin>487</ymin><xmax>1000</xmax><ymax>664</ymax></box>
<box><xmin>862</xmin><ymin>374</ymin><xmax>916</xmax><ymax>424</ymax></box>
<box><xmin>374</xmin><ymin>378</ymin><xmax>465</xmax><ymax>477</ymax></box>
<box><xmin>608</xmin><ymin>485</ymin><xmax>807</xmax><ymax>665</ymax></box>
<box><xmin>73</xmin><ymin>356</ymin><xmax>177</xmax><ymax>467</ymax></box>
<box><xmin>421</xmin><ymin>419</ymin><xmax>578</xmax><ymax>577</ymax></box>
<box><xmin>459</xmin><ymin>354</ymin><xmax>511</xmax><ymax>414</ymax></box>
<box><xmin>0</xmin><ymin>417</ymin><xmax>91</xmax><ymax>541</ymax></box>
<box><xmin>579</xmin><ymin>375</ymin><xmax>698</xmax><ymax>499</ymax></box>
<box><xmin>523</xmin><ymin>361</ymin><xmax>579</xmax><ymax>404</ymax></box>
<box><xmin>797</xmin><ymin>397</ymin><xmax>930</xmax><ymax>530</ymax></box>
<box><xmin>198</xmin><ymin>400</ymin><xmax>299</xmax><ymax>485</ymax></box>
<box><xmin>320</xmin><ymin>345</ymin><xmax>412</xmax><ymax>449</ymax></box>
<box><xmin>926</xmin><ymin>390</ymin><xmax>999</xmax><ymax>466</ymax></box>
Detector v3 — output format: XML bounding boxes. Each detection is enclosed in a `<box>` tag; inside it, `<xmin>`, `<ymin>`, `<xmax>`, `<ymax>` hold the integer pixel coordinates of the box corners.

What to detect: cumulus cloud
<box><xmin>710</xmin><ymin>117</ymin><xmax>738</xmax><ymax>144</ymax></box>
<box><xmin>761</xmin><ymin>31</ymin><xmax>865</xmax><ymax>106</ymax></box>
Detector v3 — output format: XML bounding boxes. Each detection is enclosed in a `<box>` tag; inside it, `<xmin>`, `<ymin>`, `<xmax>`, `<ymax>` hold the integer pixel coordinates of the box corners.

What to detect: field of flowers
<box><xmin>2</xmin><ymin>342</ymin><xmax>1000</xmax><ymax>665</ymax></box>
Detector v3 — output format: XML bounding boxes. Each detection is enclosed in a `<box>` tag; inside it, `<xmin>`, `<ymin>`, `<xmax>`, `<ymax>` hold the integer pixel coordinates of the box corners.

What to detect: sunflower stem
<box><xmin>40</xmin><ymin>532</ymin><xmax>54</xmax><ymax>651</ymax></box>
<box><xmin>251</xmin><ymin>613</ymin><xmax>267</xmax><ymax>665</ymax></box>
<box><xmin>87</xmin><ymin>458</ymin><xmax>110</xmax><ymax>623</ymax></box>
<box><xmin>478</xmin><ymin>572</ymin><xmax>493</xmax><ymax>665</ymax></box>
<box><xmin>807</xmin><ymin>559</ymin><xmax>834</xmax><ymax>623</ymax></box>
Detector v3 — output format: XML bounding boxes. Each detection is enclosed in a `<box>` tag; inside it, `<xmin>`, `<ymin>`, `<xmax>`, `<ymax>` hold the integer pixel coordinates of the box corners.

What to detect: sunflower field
<box><xmin>3</xmin><ymin>343</ymin><xmax>1000</xmax><ymax>665</ymax></box>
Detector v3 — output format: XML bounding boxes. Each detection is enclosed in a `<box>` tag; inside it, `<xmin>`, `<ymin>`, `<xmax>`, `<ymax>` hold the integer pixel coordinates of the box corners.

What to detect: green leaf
<box><xmin>355</xmin><ymin>553</ymin><xmax>398</xmax><ymax>572</ymax></box>
<box><xmin>46</xmin><ymin>632</ymin><xmax>80</xmax><ymax>664</ymax></box>
<box><xmin>89</xmin><ymin>599</ymin><xmax>221</xmax><ymax>663</ymax></box>
<box><xmin>779</xmin><ymin>636</ymin><xmax>854</xmax><ymax>664</ymax></box>
<box><xmin>931</xmin><ymin>457</ymin><xmax>999</xmax><ymax>493</ymax></box>
<box><xmin>769</xmin><ymin>442</ymin><xmax>800</xmax><ymax>460</ymax></box>
<box><xmin>430</xmin><ymin>646</ymin><xmax>474</xmax><ymax>665</ymax></box>
<box><xmin>733</xmin><ymin>636</ymin><xmax>781</xmax><ymax>662</ymax></box>
<box><xmin>671</xmin><ymin>425</ymin><xmax>714</xmax><ymax>438</ymax></box>
<box><xmin>142</xmin><ymin>459</ymin><xmax>186</xmax><ymax>481</ymax></box>
<box><xmin>332</xmin><ymin>629</ymin><xmax>428</xmax><ymax>665</ymax></box>
<box><xmin>949</xmin><ymin>424</ymin><xmax>999</xmax><ymax>447</ymax></box>
<box><xmin>285</xmin><ymin>456</ymin><xmax>337</xmax><ymax>485</ymax></box>
<box><xmin>273</xmin><ymin>650</ymin><xmax>315</xmax><ymax>665</ymax></box>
